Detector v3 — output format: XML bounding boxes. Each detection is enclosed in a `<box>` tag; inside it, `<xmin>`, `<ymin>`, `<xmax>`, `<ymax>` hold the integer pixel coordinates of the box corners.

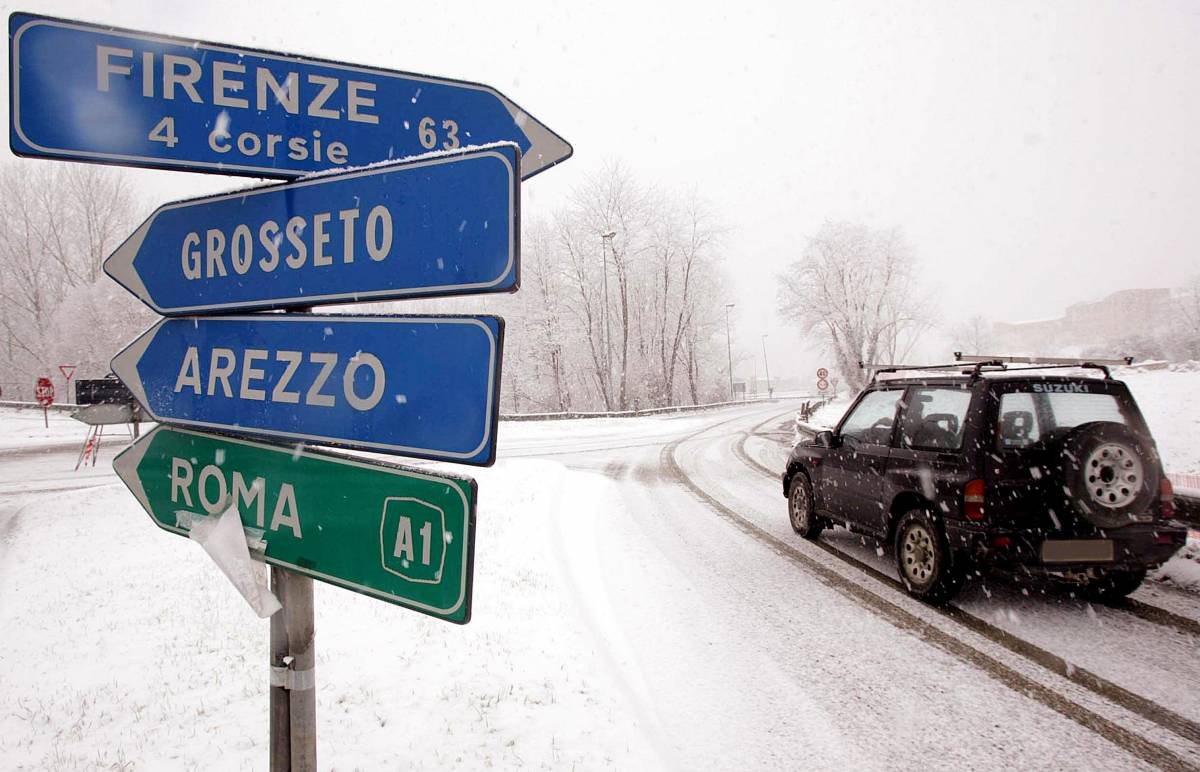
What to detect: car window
<box><xmin>997</xmin><ymin>389</ymin><xmax>1126</xmax><ymax>448</ymax></box>
<box><xmin>899</xmin><ymin>387</ymin><xmax>971</xmax><ymax>450</ymax></box>
<box><xmin>840</xmin><ymin>389</ymin><xmax>903</xmax><ymax>445</ymax></box>
<box><xmin>997</xmin><ymin>392</ymin><xmax>1041</xmax><ymax>448</ymax></box>
<box><xmin>1044</xmin><ymin>393</ymin><xmax>1125</xmax><ymax>429</ymax></box>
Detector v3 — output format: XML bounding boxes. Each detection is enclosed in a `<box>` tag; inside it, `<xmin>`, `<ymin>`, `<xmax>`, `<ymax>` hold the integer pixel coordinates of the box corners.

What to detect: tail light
<box><xmin>964</xmin><ymin>479</ymin><xmax>986</xmax><ymax>521</ymax></box>
<box><xmin>1160</xmin><ymin>477</ymin><xmax>1176</xmax><ymax>519</ymax></box>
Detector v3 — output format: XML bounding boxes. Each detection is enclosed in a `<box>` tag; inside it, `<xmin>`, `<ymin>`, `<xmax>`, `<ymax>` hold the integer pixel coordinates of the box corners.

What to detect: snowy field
<box><xmin>3</xmin><ymin>388</ymin><xmax>1200</xmax><ymax>769</ymax></box>
<box><xmin>0</xmin><ymin>436</ymin><xmax>658</xmax><ymax>769</ymax></box>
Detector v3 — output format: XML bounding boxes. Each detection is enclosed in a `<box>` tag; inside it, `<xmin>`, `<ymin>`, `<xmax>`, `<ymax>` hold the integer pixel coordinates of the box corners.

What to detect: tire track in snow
<box><xmin>663</xmin><ymin>409</ymin><xmax>1197</xmax><ymax>772</ymax></box>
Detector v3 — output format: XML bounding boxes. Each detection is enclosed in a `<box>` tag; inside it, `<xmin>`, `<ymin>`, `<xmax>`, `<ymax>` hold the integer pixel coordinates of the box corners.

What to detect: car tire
<box><xmin>1081</xmin><ymin>569</ymin><xmax>1147</xmax><ymax>604</ymax></box>
<box><xmin>895</xmin><ymin>509</ymin><xmax>963</xmax><ymax>605</ymax></box>
<box><xmin>1057</xmin><ymin>421</ymin><xmax>1158</xmax><ymax>529</ymax></box>
<box><xmin>788</xmin><ymin>473</ymin><xmax>823</xmax><ymax>540</ymax></box>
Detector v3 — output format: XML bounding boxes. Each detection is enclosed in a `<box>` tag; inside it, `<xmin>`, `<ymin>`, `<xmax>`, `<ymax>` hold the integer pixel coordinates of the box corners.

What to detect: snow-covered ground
<box><xmin>0</xmin><ymin>442</ymin><xmax>658</xmax><ymax>769</ymax></box>
<box><xmin>3</xmin><ymin>397</ymin><xmax>1200</xmax><ymax>769</ymax></box>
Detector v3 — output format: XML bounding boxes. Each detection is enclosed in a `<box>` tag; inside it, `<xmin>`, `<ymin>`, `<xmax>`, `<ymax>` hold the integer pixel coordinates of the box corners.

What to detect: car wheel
<box><xmin>1081</xmin><ymin>569</ymin><xmax>1147</xmax><ymax>604</ymax></box>
<box><xmin>895</xmin><ymin>509</ymin><xmax>963</xmax><ymax>604</ymax></box>
<box><xmin>1056</xmin><ymin>422</ymin><xmax>1158</xmax><ymax>529</ymax></box>
<box><xmin>788</xmin><ymin>474</ymin><xmax>823</xmax><ymax>539</ymax></box>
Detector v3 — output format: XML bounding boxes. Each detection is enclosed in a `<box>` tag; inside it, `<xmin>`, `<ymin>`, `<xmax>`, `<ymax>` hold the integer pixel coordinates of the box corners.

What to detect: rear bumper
<box><xmin>945</xmin><ymin>520</ymin><xmax>1188</xmax><ymax>570</ymax></box>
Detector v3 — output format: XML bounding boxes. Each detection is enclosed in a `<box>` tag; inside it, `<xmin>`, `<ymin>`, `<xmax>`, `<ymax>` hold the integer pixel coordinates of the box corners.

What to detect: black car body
<box><xmin>782</xmin><ymin>368</ymin><xmax>1188</xmax><ymax>603</ymax></box>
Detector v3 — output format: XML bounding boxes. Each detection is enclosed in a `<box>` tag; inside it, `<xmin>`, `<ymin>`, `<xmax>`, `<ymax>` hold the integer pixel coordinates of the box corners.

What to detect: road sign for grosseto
<box><xmin>115</xmin><ymin>426</ymin><xmax>476</xmax><ymax>623</ymax></box>
<box><xmin>104</xmin><ymin>144</ymin><xmax>519</xmax><ymax>315</ymax></box>
<box><xmin>111</xmin><ymin>314</ymin><xmax>503</xmax><ymax>465</ymax></box>
<box><xmin>9</xmin><ymin>13</ymin><xmax>571</xmax><ymax>179</ymax></box>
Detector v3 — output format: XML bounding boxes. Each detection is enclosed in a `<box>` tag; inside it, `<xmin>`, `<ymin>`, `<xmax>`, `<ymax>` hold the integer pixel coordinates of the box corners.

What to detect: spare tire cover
<box><xmin>1056</xmin><ymin>421</ymin><xmax>1159</xmax><ymax>529</ymax></box>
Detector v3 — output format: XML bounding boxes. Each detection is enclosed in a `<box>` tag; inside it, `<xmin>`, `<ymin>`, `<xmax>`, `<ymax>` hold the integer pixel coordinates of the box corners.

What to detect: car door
<box><xmin>820</xmin><ymin>387</ymin><xmax>903</xmax><ymax>533</ymax></box>
<box><xmin>887</xmin><ymin>385</ymin><xmax>976</xmax><ymax>532</ymax></box>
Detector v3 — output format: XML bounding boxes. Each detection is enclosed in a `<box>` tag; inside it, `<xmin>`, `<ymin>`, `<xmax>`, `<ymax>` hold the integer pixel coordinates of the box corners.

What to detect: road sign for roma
<box><xmin>115</xmin><ymin>426</ymin><xmax>476</xmax><ymax>623</ymax></box>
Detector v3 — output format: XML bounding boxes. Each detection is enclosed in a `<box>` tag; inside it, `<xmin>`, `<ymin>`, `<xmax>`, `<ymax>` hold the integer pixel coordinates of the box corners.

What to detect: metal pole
<box><xmin>287</xmin><ymin>571</ymin><xmax>316</xmax><ymax>769</ymax></box>
<box><xmin>270</xmin><ymin>566</ymin><xmax>316</xmax><ymax>770</ymax></box>
<box><xmin>724</xmin><ymin>303</ymin><xmax>735</xmax><ymax>400</ymax></box>
<box><xmin>271</xmin><ymin>304</ymin><xmax>317</xmax><ymax>772</ymax></box>
<box><xmin>761</xmin><ymin>334</ymin><xmax>773</xmax><ymax>398</ymax></box>
<box><xmin>269</xmin><ymin>566</ymin><xmax>291</xmax><ymax>772</ymax></box>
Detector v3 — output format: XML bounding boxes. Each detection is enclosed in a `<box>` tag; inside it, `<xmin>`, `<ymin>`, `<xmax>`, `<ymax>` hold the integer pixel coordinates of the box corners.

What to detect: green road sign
<box><xmin>114</xmin><ymin>426</ymin><xmax>475</xmax><ymax>623</ymax></box>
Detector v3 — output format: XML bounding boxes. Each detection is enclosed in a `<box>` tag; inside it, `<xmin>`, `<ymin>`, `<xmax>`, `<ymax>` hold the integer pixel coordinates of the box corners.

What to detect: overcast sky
<box><xmin>5</xmin><ymin>0</ymin><xmax>1198</xmax><ymax>381</ymax></box>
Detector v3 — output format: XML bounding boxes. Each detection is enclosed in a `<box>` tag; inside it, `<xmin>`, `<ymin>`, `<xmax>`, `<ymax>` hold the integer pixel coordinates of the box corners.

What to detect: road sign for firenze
<box><xmin>110</xmin><ymin>314</ymin><xmax>504</xmax><ymax>465</ymax></box>
<box><xmin>104</xmin><ymin>144</ymin><xmax>519</xmax><ymax>314</ymax></box>
<box><xmin>115</xmin><ymin>426</ymin><xmax>477</xmax><ymax>622</ymax></box>
<box><xmin>9</xmin><ymin>13</ymin><xmax>571</xmax><ymax>179</ymax></box>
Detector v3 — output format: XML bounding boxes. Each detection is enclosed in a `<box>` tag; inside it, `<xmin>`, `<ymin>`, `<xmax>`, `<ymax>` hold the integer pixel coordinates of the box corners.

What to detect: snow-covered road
<box><xmin>1</xmin><ymin>402</ymin><xmax>1198</xmax><ymax>769</ymax></box>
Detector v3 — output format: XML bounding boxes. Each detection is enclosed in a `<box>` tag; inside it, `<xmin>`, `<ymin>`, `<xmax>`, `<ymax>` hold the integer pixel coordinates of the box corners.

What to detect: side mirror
<box><xmin>815</xmin><ymin>430</ymin><xmax>835</xmax><ymax>448</ymax></box>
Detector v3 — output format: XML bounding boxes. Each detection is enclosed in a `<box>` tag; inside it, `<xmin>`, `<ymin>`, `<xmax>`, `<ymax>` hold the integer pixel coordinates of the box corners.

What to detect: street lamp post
<box><xmin>725</xmin><ymin>303</ymin><xmax>735</xmax><ymax>400</ymax></box>
<box><xmin>761</xmin><ymin>334</ymin><xmax>773</xmax><ymax>398</ymax></box>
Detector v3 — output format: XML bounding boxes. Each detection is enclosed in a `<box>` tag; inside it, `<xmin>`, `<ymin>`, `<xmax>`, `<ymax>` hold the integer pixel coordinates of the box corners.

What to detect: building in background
<box><xmin>993</xmin><ymin>288</ymin><xmax>1172</xmax><ymax>355</ymax></box>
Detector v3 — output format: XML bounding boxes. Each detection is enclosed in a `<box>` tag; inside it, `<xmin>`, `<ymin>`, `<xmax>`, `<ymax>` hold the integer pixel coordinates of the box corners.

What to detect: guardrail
<box><xmin>0</xmin><ymin>399</ymin><xmax>79</xmax><ymax>413</ymax></box>
<box><xmin>2</xmin><ymin>395</ymin><xmax>817</xmax><ymax>422</ymax></box>
<box><xmin>499</xmin><ymin>395</ymin><xmax>814</xmax><ymax>422</ymax></box>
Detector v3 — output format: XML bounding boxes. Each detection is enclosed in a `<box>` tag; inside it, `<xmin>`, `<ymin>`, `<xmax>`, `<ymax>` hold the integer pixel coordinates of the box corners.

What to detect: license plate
<box><xmin>1041</xmin><ymin>539</ymin><xmax>1114</xmax><ymax>563</ymax></box>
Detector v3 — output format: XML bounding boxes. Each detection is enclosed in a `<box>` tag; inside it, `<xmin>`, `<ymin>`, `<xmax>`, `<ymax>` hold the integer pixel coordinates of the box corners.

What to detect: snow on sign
<box><xmin>9</xmin><ymin>13</ymin><xmax>572</xmax><ymax>180</ymax></box>
<box><xmin>115</xmin><ymin>426</ymin><xmax>476</xmax><ymax>623</ymax></box>
<box><xmin>110</xmin><ymin>314</ymin><xmax>504</xmax><ymax>465</ymax></box>
<box><xmin>104</xmin><ymin>144</ymin><xmax>520</xmax><ymax>315</ymax></box>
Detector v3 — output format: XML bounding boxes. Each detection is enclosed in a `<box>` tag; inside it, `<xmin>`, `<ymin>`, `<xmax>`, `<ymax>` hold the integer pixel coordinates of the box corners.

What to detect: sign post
<box><xmin>15</xmin><ymin>11</ymin><xmax>570</xmax><ymax>768</ymax></box>
<box><xmin>35</xmin><ymin>376</ymin><xmax>54</xmax><ymax>427</ymax></box>
<box><xmin>58</xmin><ymin>363</ymin><xmax>76</xmax><ymax>391</ymax></box>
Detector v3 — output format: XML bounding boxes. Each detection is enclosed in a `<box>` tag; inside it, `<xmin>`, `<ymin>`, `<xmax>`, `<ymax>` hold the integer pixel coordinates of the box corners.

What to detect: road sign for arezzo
<box><xmin>105</xmin><ymin>145</ymin><xmax>519</xmax><ymax>315</ymax></box>
<box><xmin>9</xmin><ymin>13</ymin><xmax>571</xmax><ymax>179</ymax></box>
<box><xmin>115</xmin><ymin>426</ymin><xmax>476</xmax><ymax>623</ymax></box>
<box><xmin>111</xmin><ymin>314</ymin><xmax>503</xmax><ymax>465</ymax></box>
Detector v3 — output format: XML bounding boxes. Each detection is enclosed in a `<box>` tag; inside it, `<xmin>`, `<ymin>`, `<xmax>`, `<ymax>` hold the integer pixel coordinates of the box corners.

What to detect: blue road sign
<box><xmin>110</xmin><ymin>314</ymin><xmax>504</xmax><ymax>465</ymax></box>
<box><xmin>104</xmin><ymin>144</ymin><xmax>519</xmax><ymax>315</ymax></box>
<box><xmin>10</xmin><ymin>13</ymin><xmax>571</xmax><ymax>179</ymax></box>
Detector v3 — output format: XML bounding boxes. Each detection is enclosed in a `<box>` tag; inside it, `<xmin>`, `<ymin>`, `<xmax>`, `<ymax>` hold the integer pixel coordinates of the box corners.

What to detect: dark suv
<box><xmin>781</xmin><ymin>362</ymin><xmax>1188</xmax><ymax>604</ymax></box>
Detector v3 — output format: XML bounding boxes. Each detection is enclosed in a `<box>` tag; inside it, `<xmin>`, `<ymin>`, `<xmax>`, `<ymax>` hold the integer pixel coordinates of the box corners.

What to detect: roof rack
<box><xmin>953</xmin><ymin>352</ymin><xmax>1132</xmax><ymax>379</ymax></box>
<box><xmin>860</xmin><ymin>360</ymin><xmax>1001</xmax><ymax>384</ymax></box>
<box><xmin>860</xmin><ymin>352</ymin><xmax>1133</xmax><ymax>384</ymax></box>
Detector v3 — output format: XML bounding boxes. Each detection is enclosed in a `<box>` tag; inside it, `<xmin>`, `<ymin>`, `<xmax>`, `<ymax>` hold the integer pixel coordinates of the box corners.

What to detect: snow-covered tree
<box><xmin>777</xmin><ymin>221</ymin><xmax>933</xmax><ymax>391</ymax></box>
<box><xmin>0</xmin><ymin>161</ymin><xmax>140</xmax><ymax>396</ymax></box>
<box><xmin>949</xmin><ymin>314</ymin><xmax>994</xmax><ymax>357</ymax></box>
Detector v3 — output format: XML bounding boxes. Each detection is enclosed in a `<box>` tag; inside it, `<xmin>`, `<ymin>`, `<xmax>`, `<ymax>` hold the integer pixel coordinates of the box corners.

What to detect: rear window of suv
<box><xmin>997</xmin><ymin>386</ymin><xmax>1127</xmax><ymax>449</ymax></box>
